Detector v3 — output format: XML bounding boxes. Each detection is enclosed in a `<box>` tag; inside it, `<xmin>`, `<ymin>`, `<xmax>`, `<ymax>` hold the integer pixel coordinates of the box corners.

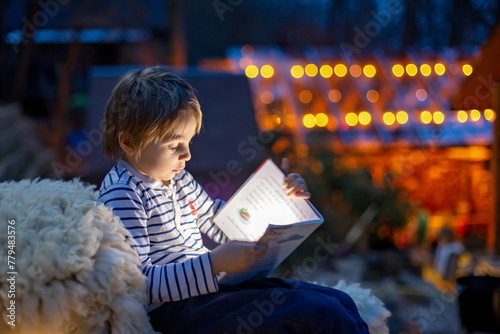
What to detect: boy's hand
<box><xmin>281</xmin><ymin>158</ymin><xmax>311</xmax><ymax>199</ymax></box>
<box><xmin>210</xmin><ymin>241</ymin><xmax>268</xmax><ymax>275</ymax></box>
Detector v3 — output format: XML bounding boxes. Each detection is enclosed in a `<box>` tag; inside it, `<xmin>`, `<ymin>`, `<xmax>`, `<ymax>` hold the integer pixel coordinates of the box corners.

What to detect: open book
<box><xmin>212</xmin><ymin>159</ymin><xmax>324</xmax><ymax>284</ymax></box>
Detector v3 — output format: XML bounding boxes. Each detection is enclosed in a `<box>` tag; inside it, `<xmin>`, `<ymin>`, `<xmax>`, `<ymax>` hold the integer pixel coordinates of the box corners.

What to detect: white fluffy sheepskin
<box><xmin>0</xmin><ymin>179</ymin><xmax>158</xmax><ymax>334</ymax></box>
<box><xmin>332</xmin><ymin>280</ymin><xmax>391</xmax><ymax>334</ymax></box>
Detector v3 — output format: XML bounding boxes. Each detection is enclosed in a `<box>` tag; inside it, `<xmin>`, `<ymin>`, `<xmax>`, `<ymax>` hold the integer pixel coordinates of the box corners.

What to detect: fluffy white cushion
<box><xmin>0</xmin><ymin>179</ymin><xmax>157</xmax><ymax>334</ymax></box>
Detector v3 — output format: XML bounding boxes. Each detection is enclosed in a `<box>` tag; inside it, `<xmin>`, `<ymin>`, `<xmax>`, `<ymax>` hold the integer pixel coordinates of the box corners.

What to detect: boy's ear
<box><xmin>118</xmin><ymin>131</ymin><xmax>136</xmax><ymax>156</ymax></box>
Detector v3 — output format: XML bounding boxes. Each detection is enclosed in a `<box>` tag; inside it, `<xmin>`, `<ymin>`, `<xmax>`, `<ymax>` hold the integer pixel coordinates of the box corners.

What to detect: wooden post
<box><xmin>492</xmin><ymin>84</ymin><xmax>500</xmax><ymax>255</ymax></box>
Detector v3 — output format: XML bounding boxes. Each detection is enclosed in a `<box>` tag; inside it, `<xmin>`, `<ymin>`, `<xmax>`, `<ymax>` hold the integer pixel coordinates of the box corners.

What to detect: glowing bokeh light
<box><xmin>260</xmin><ymin>91</ymin><xmax>274</xmax><ymax>104</ymax></box>
<box><xmin>320</xmin><ymin>65</ymin><xmax>333</xmax><ymax>78</ymax></box>
<box><xmin>328</xmin><ymin>89</ymin><xmax>341</xmax><ymax>102</ymax></box>
<box><xmin>334</xmin><ymin>64</ymin><xmax>347</xmax><ymax>77</ymax></box>
<box><xmin>315</xmin><ymin>113</ymin><xmax>329</xmax><ymax>127</ymax></box>
<box><xmin>345</xmin><ymin>113</ymin><xmax>358</xmax><ymax>126</ymax></box>
<box><xmin>366</xmin><ymin>90</ymin><xmax>379</xmax><ymax>103</ymax></box>
<box><xmin>406</xmin><ymin>64</ymin><xmax>418</xmax><ymax>76</ymax></box>
<box><xmin>457</xmin><ymin>110</ymin><xmax>468</xmax><ymax>123</ymax></box>
<box><xmin>420</xmin><ymin>64</ymin><xmax>432</xmax><ymax>76</ymax></box>
<box><xmin>383</xmin><ymin>112</ymin><xmax>396</xmax><ymax>125</ymax></box>
<box><xmin>260</xmin><ymin>65</ymin><xmax>274</xmax><ymax>78</ymax></box>
<box><xmin>392</xmin><ymin>64</ymin><xmax>404</xmax><ymax>77</ymax></box>
<box><xmin>305</xmin><ymin>64</ymin><xmax>318</xmax><ymax>77</ymax></box>
<box><xmin>434</xmin><ymin>63</ymin><xmax>446</xmax><ymax>75</ymax></box>
<box><xmin>245</xmin><ymin>65</ymin><xmax>259</xmax><ymax>78</ymax></box>
<box><xmin>420</xmin><ymin>111</ymin><xmax>432</xmax><ymax>124</ymax></box>
<box><xmin>363</xmin><ymin>64</ymin><xmax>376</xmax><ymax>78</ymax></box>
<box><xmin>462</xmin><ymin>64</ymin><xmax>473</xmax><ymax>76</ymax></box>
<box><xmin>303</xmin><ymin>114</ymin><xmax>315</xmax><ymax>128</ymax></box>
<box><xmin>484</xmin><ymin>109</ymin><xmax>496</xmax><ymax>122</ymax></box>
<box><xmin>433</xmin><ymin>111</ymin><xmax>445</xmax><ymax>124</ymax></box>
<box><xmin>396</xmin><ymin>111</ymin><xmax>408</xmax><ymax>124</ymax></box>
<box><xmin>416</xmin><ymin>89</ymin><xmax>427</xmax><ymax>101</ymax></box>
<box><xmin>470</xmin><ymin>109</ymin><xmax>481</xmax><ymax>121</ymax></box>
<box><xmin>349</xmin><ymin>65</ymin><xmax>362</xmax><ymax>78</ymax></box>
<box><xmin>299</xmin><ymin>90</ymin><xmax>313</xmax><ymax>103</ymax></box>
<box><xmin>291</xmin><ymin>65</ymin><xmax>304</xmax><ymax>78</ymax></box>
<box><xmin>358</xmin><ymin>111</ymin><xmax>371</xmax><ymax>125</ymax></box>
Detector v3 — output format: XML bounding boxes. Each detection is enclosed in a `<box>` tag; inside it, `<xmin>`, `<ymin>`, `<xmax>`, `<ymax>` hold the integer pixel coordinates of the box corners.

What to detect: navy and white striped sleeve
<box><xmin>97</xmin><ymin>183</ymin><xmax>219</xmax><ymax>304</ymax></box>
<box><xmin>184</xmin><ymin>174</ymin><xmax>229</xmax><ymax>244</ymax></box>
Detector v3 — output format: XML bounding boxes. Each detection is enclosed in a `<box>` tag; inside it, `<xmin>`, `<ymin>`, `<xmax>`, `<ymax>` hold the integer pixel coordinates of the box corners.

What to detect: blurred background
<box><xmin>2</xmin><ymin>0</ymin><xmax>500</xmax><ymax>332</ymax></box>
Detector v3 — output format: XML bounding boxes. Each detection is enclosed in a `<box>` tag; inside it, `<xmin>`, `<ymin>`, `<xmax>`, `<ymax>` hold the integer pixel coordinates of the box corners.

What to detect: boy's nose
<box><xmin>180</xmin><ymin>147</ymin><xmax>191</xmax><ymax>161</ymax></box>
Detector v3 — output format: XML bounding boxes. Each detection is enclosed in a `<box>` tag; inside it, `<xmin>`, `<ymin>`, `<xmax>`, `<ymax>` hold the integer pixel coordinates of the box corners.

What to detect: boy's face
<box><xmin>124</xmin><ymin>113</ymin><xmax>197</xmax><ymax>185</ymax></box>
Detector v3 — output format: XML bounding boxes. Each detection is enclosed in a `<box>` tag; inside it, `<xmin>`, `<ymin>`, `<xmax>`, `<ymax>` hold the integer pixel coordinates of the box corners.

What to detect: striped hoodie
<box><xmin>97</xmin><ymin>160</ymin><xmax>228</xmax><ymax>311</ymax></box>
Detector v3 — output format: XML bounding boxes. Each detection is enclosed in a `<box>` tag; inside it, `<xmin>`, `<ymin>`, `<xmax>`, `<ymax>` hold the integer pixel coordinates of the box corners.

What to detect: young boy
<box><xmin>97</xmin><ymin>67</ymin><xmax>369</xmax><ymax>333</ymax></box>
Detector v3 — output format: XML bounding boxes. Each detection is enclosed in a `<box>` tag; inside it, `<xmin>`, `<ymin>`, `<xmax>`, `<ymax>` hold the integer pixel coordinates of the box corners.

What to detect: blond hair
<box><xmin>102</xmin><ymin>67</ymin><xmax>202</xmax><ymax>160</ymax></box>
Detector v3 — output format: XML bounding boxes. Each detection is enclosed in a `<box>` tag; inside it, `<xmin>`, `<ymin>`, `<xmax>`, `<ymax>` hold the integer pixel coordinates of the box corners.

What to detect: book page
<box><xmin>213</xmin><ymin>159</ymin><xmax>322</xmax><ymax>241</ymax></box>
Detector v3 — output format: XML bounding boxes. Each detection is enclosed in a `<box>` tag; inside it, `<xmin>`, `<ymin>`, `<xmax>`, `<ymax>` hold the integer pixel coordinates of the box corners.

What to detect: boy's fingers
<box><xmin>281</xmin><ymin>158</ymin><xmax>290</xmax><ymax>176</ymax></box>
<box><xmin>293</xmin><ymin>191</ymin><xmax>311</xmax><ymax>199</ymax></box>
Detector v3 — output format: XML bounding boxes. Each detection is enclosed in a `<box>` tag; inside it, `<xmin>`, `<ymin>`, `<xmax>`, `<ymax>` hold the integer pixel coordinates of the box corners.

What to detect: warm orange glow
<box><xmin>457</xmin><ymin>110</ymin><xmax>468</xmax><ymax>123</ymax></box>
<box><xmin>416</xmin><ymin>89</ymin><xmax>427</xmax><ymax>101</ymax></box>
<box><xmin>366</xmin><ymin>90</ymin><xmax>379</xmax><ymax>103</ymax></box>
<box><xmin>470</xmin><ymin>109</ymin><xmax>481</xmax><ymax>121</ymax></box>
<box><xmin>334</xmin><ymin>64</ymin><xmax>347</xmax><ymax>77</ymax></box>
<box><xmin>291</xmin><ymin>65</ymin><xmax>304</xmax><ymax>78</ymax></box>
<box><xmin>349</xmin><ymin>65</ymin><xmax>362</xmax><ymax>78</ymax></box>
<box><xmin>303</xmin><ymin>114</ymin><xmax>315</xmax><ymax>128</ymax></box>
<box><xmin>245</xmin><ymin>65</ymin><xmax>259</xmax><ymax>78</ymax></box>
<box><xmin>433</xmin><ymin>111</ymin><xmax>445</xmax><ymax>124</ymax></box>
<box><xmin>299</xmin><ymin>90</ymin><xmax>313</xmax><ymax>103</ymax></box>
<box><xmin>296</xmin><ymin>143</ymin><xmax>309</xmax><ymax>158</ymax></box>
<box><xmin>315</xmin><ymin>113</ymin><xmax>329</xmax><ymax>127</ymax></box>
<box><xmin>462</xmin><ymin>64</ymin><xmax>473</xmax><ymax>76</ymax></box>
<box><xmin>260</xmin><ymin>91</ymin><xmax>274</xmax><ymax>104</ymax></box>
<box><xmin>305</xmin><ymin>64</ymin><xmax>318</xmax><ymax>77</ymax></box>
<box><xmin>239</xmin><ymin>57</ymin><xmax>252</xmax><ymax>69</ymax></box>
<box><xmin>406</xmin><ymin>64</ymin><xmax>418</xmax><ymax>76</ymax></box>
<box><xmin>270</xmin><ymin>114</ymin><xmax>281</xmax><ymax>127</ymax></box>
<box><xmin>358</xmin><ymin>111</ymin><xmax>371</xmax><ymax>125</ymax></box>
<box><xmin>383</xmin><ymin>112</ymin><xmax>396</xmax><ymax>125</ymax></box>
<box><xmin>320</xmin><ymin>65</ymin><xmax>333</xmax><ymax>78</ymax></box>
<box><xmin>328</xmin><ymin>89</ymin><xmax>341</xmax><ymax>102</ymax></box>
<box><xmin>392</xmin><ymin>64</ymin><xmax>404</xmax><ymax>77</ymax></box>
<box><xmin>485</xmin><ymin>109</ymin><xmax>496</xmax><ymax>122</ymax></box>
<box><xmin>420</xmin><ymin>111</ymin><xmax>432</xmax><ymax>124</ymax></box>
<box><xmin>396</xmin><ymin>111</ymin><xmax>408</xmax><ymax>124</ymax></box>
<box><xmin>345</xmin><ymin>113</ymin><xmax>358</xmax><ymax>126</ymax></box>
<box><xmin>420</xmin><ymin>64</ymin><xmax>432</xmax><ymax>76</ymax></box>
<box><xmin>434</xmin><ymin>63</ymin><xmax>446</xmax><ymax>75</ymax></box>
<box><xmin>363</xmin><ymin>64</ymin><xmax>376</xmax><ymax>78</ymax></box>
<box><xmin>260</xmin><ymin>65</ymin><xmax>274</xmax><ymax>78</ymax></box>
